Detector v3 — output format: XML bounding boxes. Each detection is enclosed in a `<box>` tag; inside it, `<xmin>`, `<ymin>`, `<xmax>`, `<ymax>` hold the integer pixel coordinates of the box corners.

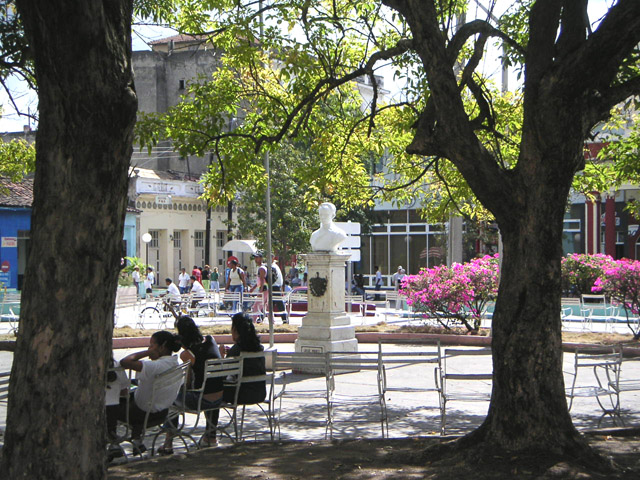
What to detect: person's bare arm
<box><xmin>120</xmin><ymin>349</ymin><xmax>150</xmax><ymax>372</ymax></box>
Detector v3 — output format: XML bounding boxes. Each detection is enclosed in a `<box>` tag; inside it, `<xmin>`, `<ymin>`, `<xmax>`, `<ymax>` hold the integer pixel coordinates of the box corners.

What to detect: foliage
<box><xmin>235</xmin><ymin>141</ymin><xmax>318</xmax><ymax>261</ymax></box>
<box><xmin>400</xmin><ymin>254</ymin><xmax>499</xmax><ymax>332</ymax></box>
<box><xmin>132</xmin><ymin>1</ymin><xmax>640</xmax><ymax>230</ymax></box>
<box><xmin>0</xmin><ymin>0</ymin><xmax>36</xmax><ymax>126</ymax></box>
<box><xmin>0</xmin><ymin>137</ymin><xmax>34</xmax><ymax>180</ymax></box>
<box><xmin>561</xmin><ymin>253</ymin><xmax>616</xmax><ymax>297</ymax></box>
<box><xmin>121</xmin><ymin>256</ymin><xmax>147</xmax><ymax>274</ymax></box>
<box><xmin>592</xmin><ymin>258</ymin><xmax>640</xmax><ymax>339</ymax></box>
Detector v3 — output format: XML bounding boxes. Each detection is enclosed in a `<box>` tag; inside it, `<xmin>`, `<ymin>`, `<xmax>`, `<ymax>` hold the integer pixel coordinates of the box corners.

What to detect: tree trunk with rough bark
<box><xmin>0</xmin><ymin>1</ymin><xmax>137</xmax><ymax>478</ymax></box>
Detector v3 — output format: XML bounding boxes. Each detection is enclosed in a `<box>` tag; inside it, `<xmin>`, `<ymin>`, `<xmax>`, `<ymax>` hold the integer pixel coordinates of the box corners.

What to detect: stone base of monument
<box><xmin>295</xmin><ymin>314</ymin><xmax>358</xmax><ymax>351</ymax></box>
<box><xmin>294</xmin><ymin>252</ymin><xmax>359</xmax><ymax>373</ymax></box>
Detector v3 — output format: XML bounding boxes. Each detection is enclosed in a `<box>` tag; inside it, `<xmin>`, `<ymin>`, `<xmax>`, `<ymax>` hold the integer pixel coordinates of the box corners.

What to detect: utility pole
<box><xmin>259</xmin><ymin>0</ymin><xmax>275</xmax><ymax>347</ymax></box>
<box><xmin>204</xmin><ymin>153</ymin><xmax>213</xmax><ymax>267</ymax></box>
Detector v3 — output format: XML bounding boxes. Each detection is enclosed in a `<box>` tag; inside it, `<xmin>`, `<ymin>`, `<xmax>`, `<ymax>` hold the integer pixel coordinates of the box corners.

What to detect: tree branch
<box><xmin>447</xmin><ymin>19</ymin><xmax>525</xmax><ymax>63</ymax></box>
<box><xmin>556</xmin><ymin>0</ymin><xmax>589</xmax><ymax>60</ymax></box>
<box><xmin>587</xmin><ymin>76</ymin><xmax>640</xmax><ymax>128</ymax></box>
<box><xmin>525</xmin><ymin>0</ymin><xmax>561</xmax><ymax>87</ymax></box>
<box><xmin>256</xmin><ymin>38</ymin><xmax>415</xmax><ymax>151</ymax></box>
<box><xmin>558</xmin><ymin>0</ymin><xmax>640</xmax><ymax>93</ymax></box>
<box><xmin>382</xmin><ymin>0</ymin><xmax>516</xmax><ymax>219</ymax></box>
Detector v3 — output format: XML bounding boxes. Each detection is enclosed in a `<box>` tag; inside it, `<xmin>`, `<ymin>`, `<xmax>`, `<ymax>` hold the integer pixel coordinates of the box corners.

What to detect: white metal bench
<box><xmin>565</xmin><ymin>346</ymin><xmax>622</xmax><ymax>426</ymax></box>
<box><xmin>580</xmin><ymin>294</ymin><xmax>617</xmax><ymax>332</ymax></box>
<box><xmin>435</xmin><ymin>347</ymin><xmax>493</xmax><ymax>435</ymax></box>
<box><xmin>377</xmin><ymin>339</ymin><xmax>441</xmax><ymax>435</ymax></box>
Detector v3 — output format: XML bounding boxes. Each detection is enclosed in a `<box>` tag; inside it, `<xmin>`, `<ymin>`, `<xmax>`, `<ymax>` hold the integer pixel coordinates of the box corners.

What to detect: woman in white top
<box><xmin>114</xmin><ymin>331</ymin><xmax>182</xmax><ymax>453</ymax></box>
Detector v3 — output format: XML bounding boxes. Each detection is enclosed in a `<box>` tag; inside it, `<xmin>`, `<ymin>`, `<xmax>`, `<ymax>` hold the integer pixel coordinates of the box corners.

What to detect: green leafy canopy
<box><xmin>134</xmin><ymin>1</ymin><xmax>640</xmax><ymax>224</ymax></box>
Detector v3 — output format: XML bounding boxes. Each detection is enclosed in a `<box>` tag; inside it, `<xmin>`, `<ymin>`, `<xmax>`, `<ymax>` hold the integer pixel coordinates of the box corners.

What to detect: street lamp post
<box><xmin>142</xmin><ymin>232</ymin><xmax>152</xmax><ymax>275</ymax></box>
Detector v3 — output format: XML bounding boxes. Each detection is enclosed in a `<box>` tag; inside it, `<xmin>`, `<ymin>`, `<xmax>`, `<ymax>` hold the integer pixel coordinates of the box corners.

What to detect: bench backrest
<box><xmin>440</xmin><ymin>348</ymin><xmax>493</xmax><ymax>381</ymax></box>
<box><xmin>0</xmin><ymin>371</ymin><xmax>9</xmax><ymax>402</ymax></box>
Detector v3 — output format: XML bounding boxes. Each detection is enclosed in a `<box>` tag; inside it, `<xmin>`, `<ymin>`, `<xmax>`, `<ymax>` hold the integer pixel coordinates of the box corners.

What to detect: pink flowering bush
<box><xmin>592</xmin><ymin>258</ymin><xmax>640</xmax><ymax>339</ymax></box>
<box><xmin>561</xmin><ymin>253</ymin><xmax>616</xmax><ymax>296</ymax></box>
<box><xmin>400</xmin><ymin>254</ymin><xmax>500</xmax><ymax>332</ymax></box>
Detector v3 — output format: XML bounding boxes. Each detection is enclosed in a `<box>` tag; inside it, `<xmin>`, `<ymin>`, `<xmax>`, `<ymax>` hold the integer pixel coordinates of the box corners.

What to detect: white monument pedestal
<box><xmin>295</xmin><ymin>252</ymin><xmax>358</xmax><ymax>356</ymax></box>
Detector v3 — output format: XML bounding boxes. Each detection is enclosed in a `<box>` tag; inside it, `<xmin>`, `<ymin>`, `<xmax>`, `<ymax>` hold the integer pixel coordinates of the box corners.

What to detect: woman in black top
<box><xmin>160</xmin><ymin>316</ymin><xmax>222</xmax><ymax>454</ymax></box>
<box><xmin>224</xmin><ymin>312</ymin><xmax>266</xmax><ymax>405</ymax></box>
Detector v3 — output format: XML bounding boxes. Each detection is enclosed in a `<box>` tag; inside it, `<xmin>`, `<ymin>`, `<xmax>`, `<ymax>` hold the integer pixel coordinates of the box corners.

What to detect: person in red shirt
<box><xmin>191</xmin><ymin>265</ymin><xmax>202</xmax><ymax>283</ymax></box>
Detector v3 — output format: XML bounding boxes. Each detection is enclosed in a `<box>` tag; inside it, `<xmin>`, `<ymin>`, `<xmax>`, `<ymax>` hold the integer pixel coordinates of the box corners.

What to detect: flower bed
<box><xmin>400</xmin><ymin>254</ymin><xmax>499</xmax><ymax>332</ymax></box>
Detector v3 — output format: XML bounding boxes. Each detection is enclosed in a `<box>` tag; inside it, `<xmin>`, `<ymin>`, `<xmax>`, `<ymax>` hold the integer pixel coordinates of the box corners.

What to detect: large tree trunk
<box><xmin>477</xmin><ymin>168</ymin><xmax>585</xmax><ymax>453</ymax></box>
<box><xmin>1</xmin><ymin>1</ymin><xmax>137</xmax><ymax>479</ymax></box>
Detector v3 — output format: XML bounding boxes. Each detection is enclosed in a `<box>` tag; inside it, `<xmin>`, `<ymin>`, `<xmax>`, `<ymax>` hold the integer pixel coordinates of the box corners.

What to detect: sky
<box><xmin>0</xmin><ymin>0</ymin><xmax>615</xmax><ymax>134</ymax></box>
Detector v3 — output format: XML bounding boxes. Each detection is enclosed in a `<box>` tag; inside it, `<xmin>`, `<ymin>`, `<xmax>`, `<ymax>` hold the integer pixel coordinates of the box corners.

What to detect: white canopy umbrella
<box><xmin>221</xmin><ymin>239</ymin><xmax>257</xmax><ymax>254</ymax></box>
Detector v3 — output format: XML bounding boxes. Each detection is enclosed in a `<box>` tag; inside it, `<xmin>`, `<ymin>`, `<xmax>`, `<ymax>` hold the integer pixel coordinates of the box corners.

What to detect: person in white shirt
<box><xmin>271</xmin><ymin>260</ymin><xmax>288</xmax><ymax>324</ymax></box>
<box><xmin>392</xmin><ymin>266</ymin><xmax>406</xmax><ymax>290</ymax></box>
<box><xmin>189</xmin><ymin>276</ymin><xmax>206</xmax><ymax>308</ymax></box>
<box><xmin>112</xmin><ymin>331</ymin><xmax>182</xmax><ymax>453</ymax></box>
<box><xmin>132</xmin><ymin>266</ymin><xmax>141</xmax><ymax>297</ymax></box>
<box><xmin>178</xmin><ymin>268</ymin><xmax>190</xmax><ymax>294</ymax></box>
<box><xmin>374</xmin><ymin>266</ymin><xmax>383</xmax><ymax>300</ymax></box>
<box><xmin>144</xmin><ymin>267</ymin><xmax>155</xmax><ymax>296</ymax></box>
<box><xmin>164</xmin><ymin>278</ymin><xmax>181</xmax><ymax>305</ymax></box>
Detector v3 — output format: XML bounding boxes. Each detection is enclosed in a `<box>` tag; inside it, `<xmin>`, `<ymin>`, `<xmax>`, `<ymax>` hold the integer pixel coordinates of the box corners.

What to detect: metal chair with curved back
<box><xmin>128</xmin><ymin>361</ymin><xmax>190</xmax><ymax>456</ymax></box>
<box><xmin>164</xmin><ymin>356</ymin><xmax>243</xmax><ymax>447</ymax></box>
<box><xmin>237</xmin><ymin>350</ymin><xmax>276</xmax><ymax>441</ymax></box>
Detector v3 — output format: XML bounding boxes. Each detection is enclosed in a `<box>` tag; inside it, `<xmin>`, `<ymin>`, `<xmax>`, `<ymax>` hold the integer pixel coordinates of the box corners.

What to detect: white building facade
<box><xmin>130</xmin><ymin>168</ymin><xmax>232</xmax><ymax>284</ymax></box>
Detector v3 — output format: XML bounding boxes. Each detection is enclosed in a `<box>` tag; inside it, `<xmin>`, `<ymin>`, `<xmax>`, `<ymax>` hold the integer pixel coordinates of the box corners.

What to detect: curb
<box><xmin>111</xmin><ymin>332</ymin><xmax>639</xmax><ymax>356</ymax></box>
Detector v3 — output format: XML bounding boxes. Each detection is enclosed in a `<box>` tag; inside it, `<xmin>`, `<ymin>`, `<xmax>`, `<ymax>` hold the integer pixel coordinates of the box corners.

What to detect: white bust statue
<box><xmin>310</xmin><ymin>202</ymin><xmax>347</xmax><ymax>252</ymax></box>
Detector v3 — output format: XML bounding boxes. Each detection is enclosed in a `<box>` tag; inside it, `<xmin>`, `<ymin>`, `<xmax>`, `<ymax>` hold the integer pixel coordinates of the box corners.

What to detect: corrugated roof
<box><xmin>129</xmin><ymin>167</ymin><xmax>201</xmax><ymax>182</ymax></box>
<box><xmin>0</xmin><ymin>177</ymin><xmax>33</xmax><ymax>208</ymax></box>
<box><xmin>0</xmin><ymin>177</ymin><xmax>139</xmax><ymax>214</ymax></box>
<box><xmin>148</xmin><ymin>34</ymin><xmax>208</xmax><ymax>45</ymax></box>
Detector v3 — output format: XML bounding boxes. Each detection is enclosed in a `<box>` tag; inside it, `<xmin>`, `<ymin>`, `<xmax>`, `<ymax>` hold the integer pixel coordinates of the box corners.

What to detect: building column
<box><xmin>604</xmin><ymin>196</ymin><xmax>616</xmax><ymax>258</ymax></box>
<box><xmin>584</xmin><ymin>195</ymin><xmax>601</xmax><ymax>254</ymax></box>
<box><xmin>447</xmin><ymin>215</ymin><xmax>463</xmax><ymax>265</ymax></box>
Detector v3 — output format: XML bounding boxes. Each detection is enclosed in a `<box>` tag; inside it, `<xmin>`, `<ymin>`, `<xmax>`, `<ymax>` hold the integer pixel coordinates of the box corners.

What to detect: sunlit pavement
<box><xmin>1</xmin><ymin>303</ymin><xmax>639</xmax><ymax>460</ymax></box>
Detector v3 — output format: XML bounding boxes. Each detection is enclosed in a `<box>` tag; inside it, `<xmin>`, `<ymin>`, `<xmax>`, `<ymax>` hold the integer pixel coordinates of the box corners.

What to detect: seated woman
<box><xmin>224</xmin><ymin>312</ymin><xmax>266</xmax><ymax>405</ymax></box>
<box><xmin>160</xmin><ymin>316</ymin><xmax>223</xmax><ymax>454</ymax></box>
<box><xmin>105</xmin><ymin>355</ymin><xmax>130</xmax><ymax>461</ymax></box>
<box><xmin>113</xmin><ymin>331</ymin><xmax>182</xmax><ymax>453</ymax></box>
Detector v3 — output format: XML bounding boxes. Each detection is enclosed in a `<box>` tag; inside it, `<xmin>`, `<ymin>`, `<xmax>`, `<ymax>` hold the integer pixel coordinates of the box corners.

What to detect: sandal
<box><xmin>157</xmin><ymin>446</ymin><xmax>174</xmax><ymax>456</ymax></box>
<box><xmin>200</xmin><ymin>435</ymin><xmax>218</xmax><ymax>448</ymax></box>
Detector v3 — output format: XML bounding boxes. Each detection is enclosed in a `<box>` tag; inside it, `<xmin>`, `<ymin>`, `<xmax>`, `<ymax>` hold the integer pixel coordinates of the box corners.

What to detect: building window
<box><xmin>150</xmin><ymin>230</ymin><xmax>159</xmax><ymax>248</ymax></box>
<box><xmin>173</xmin><ymin>231</ymin><xmax>181</xmax><ymax>248</ymax></box>
<box><xmin>194</xmin><ymin>231</ymin><xmax>204</xmax><ymax>248</ymax></box>
<box><xmin>179</xmin><ymin>79</ymin><xmax>186</xmax><ymax>90</ymax></box>
<box><xmin>217</xmin><ymin>231</ymin><xmax>225</xmax><ymax>248</ymax></box>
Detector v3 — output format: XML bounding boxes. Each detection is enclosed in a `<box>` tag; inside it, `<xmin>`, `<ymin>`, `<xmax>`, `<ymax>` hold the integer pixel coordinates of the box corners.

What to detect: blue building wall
<box><xmin>0</xmin><ymin>209</ymin><xmax>138</xmax><ymax>289</ymax></box>
<box><xmin>124</xmin><ymin>213</ymin><xmax>137</xmax><ymax>259</ymax></box>
<box><xmin>0</xmin><ymin>207</ymin><xmax>31</xmax><ymax>290</ymax></box>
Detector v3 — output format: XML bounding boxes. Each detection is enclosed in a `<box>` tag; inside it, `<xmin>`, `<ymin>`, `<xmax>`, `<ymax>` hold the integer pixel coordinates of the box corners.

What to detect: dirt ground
<box><xmin>108</xmin><ymin>433</ymin><xmax>640</xmax><ymax>480</ymax></box>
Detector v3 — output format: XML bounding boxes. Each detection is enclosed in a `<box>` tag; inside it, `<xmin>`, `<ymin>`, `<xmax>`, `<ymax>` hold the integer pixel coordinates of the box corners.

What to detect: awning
<box><xmin>221</xmin><ymin>239</ymin><xmax>257</xmax><ymax>254</ymax></box>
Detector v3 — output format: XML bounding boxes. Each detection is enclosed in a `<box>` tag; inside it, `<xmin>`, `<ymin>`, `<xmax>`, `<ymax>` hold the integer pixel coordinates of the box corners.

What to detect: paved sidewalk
<box><xmin>2</xmin><ymin>302</ymin><xmax>639</xmax><ymax>460</ymax></box>
<box><xmin>2</xmin><ymin>342</ymin><xmax>639</xmax><ymax>460</ymax></box>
